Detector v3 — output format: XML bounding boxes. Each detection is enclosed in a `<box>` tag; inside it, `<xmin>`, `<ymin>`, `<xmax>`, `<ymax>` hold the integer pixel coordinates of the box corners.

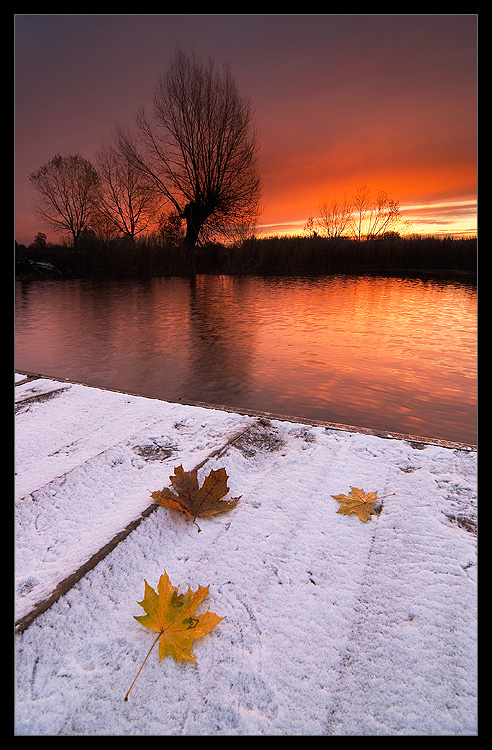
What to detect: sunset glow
<box><xmin>258</xmin><ymin>198</ymin><xmax>477</xmax><ymax>239</ymax></box>
<box><xmin>15</xmin><ymin>14</ymin><xmax>477</xmax><ymax>245</ymax></box>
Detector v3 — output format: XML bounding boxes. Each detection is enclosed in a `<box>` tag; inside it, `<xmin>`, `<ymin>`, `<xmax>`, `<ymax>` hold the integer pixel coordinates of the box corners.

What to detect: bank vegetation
<box><xmin>15</xmin><ymin>233</ymin><xmax>476</xmax><ymax>282</ymax></box>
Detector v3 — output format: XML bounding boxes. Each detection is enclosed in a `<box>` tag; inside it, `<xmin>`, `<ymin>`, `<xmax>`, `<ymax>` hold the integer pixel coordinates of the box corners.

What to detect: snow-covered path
<box><xmin>15</xmin><ymin>376</ymin><xmax>477</xmax><ymax>735</ymax></box>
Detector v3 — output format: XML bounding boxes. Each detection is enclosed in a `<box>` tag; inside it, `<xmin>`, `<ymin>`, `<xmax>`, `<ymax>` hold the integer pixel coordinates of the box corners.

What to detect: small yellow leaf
<box><xmin>332</xmin><ymin>486</ymin><xmax>380</xmax><ymax>523</ymax></box>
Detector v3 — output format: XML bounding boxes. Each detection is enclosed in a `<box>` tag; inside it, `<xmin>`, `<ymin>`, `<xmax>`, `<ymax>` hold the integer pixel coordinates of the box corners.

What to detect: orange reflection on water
<box><xmin>15</xmin><ymin>275</ymin><xmax>476</xmax><ymax>444</ymax></box>
<box><xmin>249</xmin><ymin>276</ymin><xmax>476</xmax><ymax>441</ymax></box>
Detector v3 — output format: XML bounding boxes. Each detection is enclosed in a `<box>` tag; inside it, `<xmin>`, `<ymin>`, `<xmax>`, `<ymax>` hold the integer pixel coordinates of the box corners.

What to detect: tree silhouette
<box><xmin>314</xmin><ymin>185</ymin><xmax>406</xmax><ymax>241</ymax></box>
<box><xmin>95</xmin><ymin>142</ymin><xmax>158</xmax><ymax>240</ymax></box>
<box><xmin>317</xmin><ymin>193</ymin><xmax>353</xmax><ymax>238</ymax></box>
<box><xmin>30</xmin><ymin>154</ymin><xmax>100</xmax><ymax>248</ymax></box>
<box><xmin>118</xmin><ymin>50</ymin><xmax>262</xmax><ymax>251</ymax></box>
<box><xmin>352</xmin><ymin>185</ymin><xmax>403</xmax><ymax>241</ymax></box>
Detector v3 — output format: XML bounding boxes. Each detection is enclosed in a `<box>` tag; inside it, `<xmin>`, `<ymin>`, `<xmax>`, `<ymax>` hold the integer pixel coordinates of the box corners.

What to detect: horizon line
<box><xmin>257</xmin><ymin>197</ymin><xmax>477</xmax><ymax>237</ymax></box>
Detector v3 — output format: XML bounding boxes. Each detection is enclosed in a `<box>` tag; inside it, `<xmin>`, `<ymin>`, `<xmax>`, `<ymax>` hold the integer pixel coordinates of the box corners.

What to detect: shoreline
<box><xmin>15</xmin><ymin>234</ymin><xmax>477</xmax><ymax>281</ymax></box>
<box><xmin>15</xmin><ymin>370</ymin><xmax>477</xmax><ymax>453</ymax></box>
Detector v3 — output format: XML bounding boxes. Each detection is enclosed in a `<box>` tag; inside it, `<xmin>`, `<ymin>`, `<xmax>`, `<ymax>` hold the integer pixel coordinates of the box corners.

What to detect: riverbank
<box><xmin>15</xmin><ymin>235</ymin><xmax>477</xmax><ymax>280</ymax></box>
<box><xmin>15</xmin><ymin>374</ymin><xmax>477</xmax><ymax>735</ymax></box>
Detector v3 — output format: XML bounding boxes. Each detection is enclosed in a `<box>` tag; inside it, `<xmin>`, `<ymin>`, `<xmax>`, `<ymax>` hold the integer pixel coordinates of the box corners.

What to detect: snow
<box><xmin>14</xmin><ymin>376</ymin><xmax>477</xmax><ymax>735</ymax></box>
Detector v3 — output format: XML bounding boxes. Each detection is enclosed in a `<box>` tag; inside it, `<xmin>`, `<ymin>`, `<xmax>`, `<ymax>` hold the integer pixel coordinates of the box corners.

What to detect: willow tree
<box><xmin>118</xmin><ymin>50</ymin><xmax>262</xmax><ymax>250</ymax></box>
<box><xmin>29</xmin><ymin>153</ymin><xmax>100</xmax><ymax>247</ymax></box>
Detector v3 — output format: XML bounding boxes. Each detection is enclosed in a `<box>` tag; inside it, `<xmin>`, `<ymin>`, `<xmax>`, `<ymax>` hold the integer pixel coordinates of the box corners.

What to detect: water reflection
<box><xmin>186</xmin><ymin>275</ymin><xmax>257</xmax><ymax>404</ymax></box>
<box><xmin>15</xmin><ymin>274</ymin><xmax>477</xmax><ymax>444</ymax></box>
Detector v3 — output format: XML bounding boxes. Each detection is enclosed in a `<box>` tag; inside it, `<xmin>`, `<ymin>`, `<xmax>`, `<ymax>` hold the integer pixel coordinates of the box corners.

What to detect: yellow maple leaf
<box><xmin>125</xmin><ymin>571</ymin><xmax>223</xmax><ymax>700</ymax></box>
<box><xmin>332</xmin><ymin>486</ymin><xmax>380</xmax><ymax>523</ymax></box>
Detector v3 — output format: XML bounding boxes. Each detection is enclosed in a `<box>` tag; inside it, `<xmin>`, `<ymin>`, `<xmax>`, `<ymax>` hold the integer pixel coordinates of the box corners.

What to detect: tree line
<box><xmin>304</xmin><ymin>185</ymin><xmax>410</xmax><ymax>241</ymax></box>
<box><xmin>28</xmin><ymin>50</ymin><xmax>262</xmax><ymax>252</ymax></box>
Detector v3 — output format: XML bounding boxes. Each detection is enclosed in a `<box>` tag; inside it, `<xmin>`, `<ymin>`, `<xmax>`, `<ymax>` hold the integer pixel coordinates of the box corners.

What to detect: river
<box><xmin>14</xmin><ymin>274</ymin><xmax>477</xmax><ymax>445</ymax></box>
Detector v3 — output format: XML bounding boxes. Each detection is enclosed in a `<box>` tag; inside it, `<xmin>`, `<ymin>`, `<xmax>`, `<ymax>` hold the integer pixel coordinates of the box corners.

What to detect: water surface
<box><xmin>15</xmin><ymin>274</ymin><xmax>477</xmax><ymax>444</ymax></box>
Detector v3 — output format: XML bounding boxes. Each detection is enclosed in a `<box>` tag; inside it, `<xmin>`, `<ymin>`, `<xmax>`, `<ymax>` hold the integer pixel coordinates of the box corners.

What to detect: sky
<box><xmin>14</xmin><ymin>14</ymin><xmax>478</xmax><ymax>245</ymax></box>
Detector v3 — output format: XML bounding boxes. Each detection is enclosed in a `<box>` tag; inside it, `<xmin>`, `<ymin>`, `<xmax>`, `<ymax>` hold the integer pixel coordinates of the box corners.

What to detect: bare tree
<box><xmin>352</xmin><ymin>185</ymin><xmax>372</xmax><ymax>242</ymax></box>
<box><xmin>351</xmin><ymin>185</ymin><xmax>404</xmax><ymax>241</ymax></box>
<box><xmin>95</xmin><ymin>142</ymin><xmax>158</xmax><ymax>240</ymax></box>
<box><xmin>29</xmin><ymin>153</ymin><xmax>100</xmax><ymax>247</ymax></box>
<box><xmin>317</xmin><ymin>193</ymin><xmax>354</xmax><ymax>238</ymax></box>
<box><xmin>314</xmin><ymin>185</ymin><xmax>407</xmax><ymax>242</ymax></box>
<box><xmin>364</xmin><ymin>189</ymin><xmax>403</xmax><ymax>240</ymax></box>
<box><xmin>118</xmin><ymin>49</ymin><xmax>262</xmax><ymax>250</ymax></box>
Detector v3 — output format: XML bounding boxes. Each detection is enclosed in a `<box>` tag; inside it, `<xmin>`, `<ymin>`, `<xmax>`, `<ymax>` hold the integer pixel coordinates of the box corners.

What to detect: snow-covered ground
<box><xmin>15</xmin><ymin>376</ymin><xmax>477</xmax><ymax>735</ymax></box>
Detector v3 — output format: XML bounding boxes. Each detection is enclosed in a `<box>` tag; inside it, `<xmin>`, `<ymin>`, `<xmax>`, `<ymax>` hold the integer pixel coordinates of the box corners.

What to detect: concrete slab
<box><xmin>14</xmin><ymin>375</ymin><xmax>477</xmax><ymax>735</ymax></box>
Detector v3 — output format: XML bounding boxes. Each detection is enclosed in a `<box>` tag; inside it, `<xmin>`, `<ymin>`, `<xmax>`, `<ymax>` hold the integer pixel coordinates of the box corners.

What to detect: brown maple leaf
<box><xmin>125</xmin><ymin>571</ymin><xmax>223</xmax><ymax>700</ymax></box>
<box><xmin>151</xmin><ymin>464</ymin><xmax>241</xmax><ymax>531</ymax></box>
<box><xmin>332</xmin><ymin>486</ymin><xmax>380</xmax><ymax>523</ymax></box>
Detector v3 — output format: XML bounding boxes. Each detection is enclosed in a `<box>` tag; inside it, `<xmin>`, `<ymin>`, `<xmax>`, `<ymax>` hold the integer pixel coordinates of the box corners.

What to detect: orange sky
<box><xmin>15</xmin><ymin>14</ymin><xmax>477</xmax><ymax>244</ymax></box>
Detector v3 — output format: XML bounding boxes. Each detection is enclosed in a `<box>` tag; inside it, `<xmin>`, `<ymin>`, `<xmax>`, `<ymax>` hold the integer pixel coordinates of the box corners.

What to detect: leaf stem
<box><xmin>193</xmin><ymin>517</ymin><xmax>202</xmax><ymax>532</ymax></box>
<box><xmin>124</xmin><ymin>631</ymin><xmax>161</xmax><ymax>701</ymax></box>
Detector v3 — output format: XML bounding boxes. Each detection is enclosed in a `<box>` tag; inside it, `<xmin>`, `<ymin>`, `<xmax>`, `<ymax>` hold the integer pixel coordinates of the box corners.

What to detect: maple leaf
<box><xmin>125</xmin><ymin>571</ymin><xmax>223</xmax><ymax>700</ymax></box>
<box><xmin>151</xmin><ymin>464</ymin><xmax>241</xmax><ymax>531</ymax></box>
<box><xmin>332</xmin><ymin>486</ymin><xmax>380</xmax><ymax>523</ymax></box>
